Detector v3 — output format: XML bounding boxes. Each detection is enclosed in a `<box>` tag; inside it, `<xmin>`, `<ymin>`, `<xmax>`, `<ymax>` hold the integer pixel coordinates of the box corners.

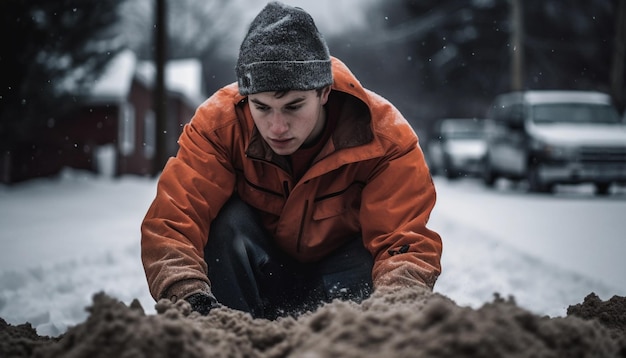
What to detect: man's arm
<box><xmin>141</xmin><ymin>104</ymin><xmax>238</xmax><ymax>302</ymax></box>
<box><xmin>360</xmin><ymin>137</ymin><xmax>442</xmax><ymax>290</ymax></box>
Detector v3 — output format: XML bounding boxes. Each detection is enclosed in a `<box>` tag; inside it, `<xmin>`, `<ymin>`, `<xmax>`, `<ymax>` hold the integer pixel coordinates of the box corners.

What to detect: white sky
<box><xmin>241</xmin><ymin>0</ymin><xmax>378</xmax><ymax>36</ymax></box>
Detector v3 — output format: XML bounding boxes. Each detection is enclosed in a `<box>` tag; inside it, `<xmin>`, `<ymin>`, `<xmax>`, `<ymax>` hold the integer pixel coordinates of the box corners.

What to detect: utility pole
<box><xmin>610</xmin><ymin>0</ymin><xmax>626</xmax><ymax>113</ymax></box>
<box><xmin>153</xmin><ymin>0</ymin><xmax>167</xmax><ymax>176</ymax></box>
<box><xmin>510</xmin><ymin>0</ymin><xmax>524</xmax><ymax>91</ymax></box>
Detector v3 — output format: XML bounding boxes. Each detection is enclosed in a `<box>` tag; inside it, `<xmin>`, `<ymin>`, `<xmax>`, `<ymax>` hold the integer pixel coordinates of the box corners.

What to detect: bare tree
<box><xmin>0</xmin><ymin>0</ymin><xmax>124</xmax><ymax>146</ymax></box>
<box><xmin>119</xmin><ymin>0</ymin><xmax>247</xmax><ymax>61</ymax></box>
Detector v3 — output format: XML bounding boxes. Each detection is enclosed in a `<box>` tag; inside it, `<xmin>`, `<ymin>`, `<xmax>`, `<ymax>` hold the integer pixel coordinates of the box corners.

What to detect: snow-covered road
<box><xmin>0</xmin><ymin>169</ymin><xmax>623</xmax><ymax>336</ymax></box>
<box><xmin>431</xmin><ymin>177</ymin><xmax>626</xmax><ymax>293</ymax></box>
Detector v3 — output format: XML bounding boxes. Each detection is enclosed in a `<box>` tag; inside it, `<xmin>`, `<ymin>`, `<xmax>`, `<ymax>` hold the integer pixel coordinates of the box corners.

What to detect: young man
<box><xmin>141</xmin><ymin>1</ymin><xmax>442</xmax><ymax>319</ymax></box>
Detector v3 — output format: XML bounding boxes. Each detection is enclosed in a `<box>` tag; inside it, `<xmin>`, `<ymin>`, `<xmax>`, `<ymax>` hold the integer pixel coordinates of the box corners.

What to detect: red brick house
<box><xmin>83</xmin><ymin>51</ymin><xmax>205</xmax><ymax>177</ymax></box>
<box><xmin>0</xmin><ymin>50</ymin><xmax>205</xmax><ymax>183</ymax></box>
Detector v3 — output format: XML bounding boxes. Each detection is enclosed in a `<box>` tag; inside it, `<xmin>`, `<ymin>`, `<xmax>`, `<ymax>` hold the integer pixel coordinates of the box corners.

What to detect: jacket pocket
<box><xmin>312</xmin><ymin>195</ymin><xmax>347</xmax><ymax>220</ymax></box>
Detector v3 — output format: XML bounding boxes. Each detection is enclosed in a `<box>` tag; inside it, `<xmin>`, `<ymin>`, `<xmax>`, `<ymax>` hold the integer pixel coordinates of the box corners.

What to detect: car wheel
<box><xmin>482</xmin><ymin>156</ymin><xmax>496</xmax><ymax>187</ymax></box>
<box><xmin>444</xmin><ymin>166</ymin><xmax>459</xmax><ymax>180</ymax></box>
<box><xmin>595</xmin><ymin>182</ymin><xmax>611</xmax><ymax>196</ymax></box>
<box><xmin>527</xmin><ymin>164</ymin><xmax>551</xmax><ymax>193</ymax></box>
<box><xmin>441</xmin><ymin>155</ymin><xmax>458</xmax><ymax>180</ymax></box>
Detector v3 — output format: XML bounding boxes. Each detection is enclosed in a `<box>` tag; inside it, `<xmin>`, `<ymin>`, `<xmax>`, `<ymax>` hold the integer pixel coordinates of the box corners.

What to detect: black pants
<box><xmin>204</xmin><ymin>195</ymin><xmax>373</xmax><ymax>319</ymax></box>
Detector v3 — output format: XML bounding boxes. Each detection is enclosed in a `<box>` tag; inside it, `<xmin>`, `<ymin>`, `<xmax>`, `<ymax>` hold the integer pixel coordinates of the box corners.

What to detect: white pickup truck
<box><xmin>482</xmin><ymin>90</ymin><xmax>626</xmax><ymax>194</ymax></box>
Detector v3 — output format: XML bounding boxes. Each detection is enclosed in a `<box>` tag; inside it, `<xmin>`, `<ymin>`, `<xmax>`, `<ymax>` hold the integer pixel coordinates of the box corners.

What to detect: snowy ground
<box><xmin>1</xmin><ymin>168</ymin><xmax>624</xmax><ymax>336</ymax></box>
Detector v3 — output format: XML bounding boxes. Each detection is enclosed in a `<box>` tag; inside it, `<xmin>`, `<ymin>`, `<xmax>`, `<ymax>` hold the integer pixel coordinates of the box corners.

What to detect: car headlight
<box><xmin>531</xmin><ymin>140</ymin><xmax>577</xmax><ymax>159</ymax></box>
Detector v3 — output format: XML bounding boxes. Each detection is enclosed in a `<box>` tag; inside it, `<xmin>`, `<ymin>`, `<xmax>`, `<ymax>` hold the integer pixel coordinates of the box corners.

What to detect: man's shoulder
<box><xmin>192</xmin><ymin>83</ymin><xmax>247</xmax><ymax>127</ymax></box>
<box><xmin>365</xmin><ymin>90</ymin><xmax>418</xmax><ymax>145</ymax></box>
<box><xmin>201</xmin><ymin>83</ymin><xmax>244</xmax><ymax>110</ymax></box>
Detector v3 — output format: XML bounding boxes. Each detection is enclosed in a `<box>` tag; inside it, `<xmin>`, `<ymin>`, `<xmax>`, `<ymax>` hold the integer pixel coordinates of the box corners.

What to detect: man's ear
<box><xmin>320</xmin><ymin>85</ymin><xmax>331</xmax><ymax>104</ymax></box>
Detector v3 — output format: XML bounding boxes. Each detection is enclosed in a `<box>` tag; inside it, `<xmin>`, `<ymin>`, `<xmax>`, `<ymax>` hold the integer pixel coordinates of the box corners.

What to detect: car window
<box><xmin>532</xmin><ymin>103</ymin><xmax>621</xmax><ymax>124</ymax></box>
<box><xmin>441</xmin><ymin>120</ymin><xmax>485</xmax><ymax>139</ymax></box>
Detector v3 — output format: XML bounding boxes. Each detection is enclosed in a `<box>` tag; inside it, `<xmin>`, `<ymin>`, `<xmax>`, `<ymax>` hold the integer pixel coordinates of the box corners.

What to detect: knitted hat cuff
<box><xmin>237</xmin><ymin>59</ymin><xmax>333</xmax><ymax>95</ymax></box>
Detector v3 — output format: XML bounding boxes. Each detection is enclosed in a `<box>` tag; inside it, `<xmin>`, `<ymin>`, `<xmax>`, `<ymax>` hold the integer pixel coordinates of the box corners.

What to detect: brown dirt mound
<box><xmin>2</xmin><ymin>288</ymin><xmax>625</xmax><ymax>358</ymax></box>
<box><xmin>0</xmin><ymin>319</ymin><xmax>59</xmax><ymax>358</ymax></box>
<box><xmin>568</xmin><ymin>293</ymin><xmax>626</xmax><ymax>340</ymax></box>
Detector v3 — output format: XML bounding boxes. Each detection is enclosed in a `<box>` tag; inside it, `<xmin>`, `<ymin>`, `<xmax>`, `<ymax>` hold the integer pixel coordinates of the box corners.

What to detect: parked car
<box><xmin>427</xmin><ymin>118</ymin><xmax>487</xmax><ymax>179</ymax></box>
<box><xmin>482</xmin><ymin>90</ymin><xmax>626</xmax><ymax>194</ymax></box>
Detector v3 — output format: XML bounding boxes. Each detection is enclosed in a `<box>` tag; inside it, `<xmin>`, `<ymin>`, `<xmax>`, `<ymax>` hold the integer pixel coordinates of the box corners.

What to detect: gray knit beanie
<box><xmin>236</xmin><ymin>1</ymin><xmax>333</xmax><ymax>95</ymax></box>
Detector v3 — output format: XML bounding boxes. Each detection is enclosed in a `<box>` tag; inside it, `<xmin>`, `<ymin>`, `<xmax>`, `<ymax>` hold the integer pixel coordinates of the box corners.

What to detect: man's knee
<box><xmin>316</xmin><ymin>238</ymin><xmax>373</xmax><ymax>302</ymax></box>
<box><xmin>204</xmin><ymin>194</ymin><xmax>278</xmax><ymax>279</ymax></box>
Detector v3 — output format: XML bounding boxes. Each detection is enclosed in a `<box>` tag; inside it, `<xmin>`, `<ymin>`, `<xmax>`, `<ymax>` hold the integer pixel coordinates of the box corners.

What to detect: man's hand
<box><xmin>184</xmin><ymin>292</ymin><xmax>221</xmax><ymax>315</ymax></box>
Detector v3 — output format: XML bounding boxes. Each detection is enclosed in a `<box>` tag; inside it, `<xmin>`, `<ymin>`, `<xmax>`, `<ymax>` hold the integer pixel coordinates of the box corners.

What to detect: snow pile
<box><xmin>2</xmin><ymin>288</ymin><xmax>626</xmax><ymax>358</ymax></box>
<box><xmin>0</xmin><ymin>169</ymin><xmax>623</xmax><ymax>337</ymax></box>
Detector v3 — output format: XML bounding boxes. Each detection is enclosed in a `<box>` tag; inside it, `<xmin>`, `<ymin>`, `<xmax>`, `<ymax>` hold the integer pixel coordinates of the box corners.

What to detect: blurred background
<box><xmin>1</xmin><ymin>2</ymin><xmax>626</xmax><ymax>335</ymax></box>
<box><xmin>1</xmin><ymin>0</ymin><xmax>624</xmax><ymax>184</ymax></box>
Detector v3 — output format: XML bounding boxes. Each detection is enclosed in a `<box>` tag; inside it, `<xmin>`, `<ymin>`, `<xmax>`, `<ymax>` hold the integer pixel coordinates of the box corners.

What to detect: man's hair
<box><xmin>272</xmin><ymin>86</ymin><xmax>329</xmax><ymax>99</ymax></box>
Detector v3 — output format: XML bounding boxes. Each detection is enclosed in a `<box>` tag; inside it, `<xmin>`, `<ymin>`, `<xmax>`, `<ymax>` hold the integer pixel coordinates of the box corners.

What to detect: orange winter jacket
<box><xmin>141</xmin><ymin>57</ymin><xmax>442</xmax><ymax>302</ymax></box>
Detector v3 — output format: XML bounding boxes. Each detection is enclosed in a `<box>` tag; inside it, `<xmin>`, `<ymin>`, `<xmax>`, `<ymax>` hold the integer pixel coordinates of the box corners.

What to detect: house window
<box><xmin>119</xmin><ymin>104</ymin><xmax>136</xmax><ymax>156</ymax></box>
<box><xmin>144</xmin><ymin>110</ymin><xmax>156</xmax><ymax>159</ymax></box>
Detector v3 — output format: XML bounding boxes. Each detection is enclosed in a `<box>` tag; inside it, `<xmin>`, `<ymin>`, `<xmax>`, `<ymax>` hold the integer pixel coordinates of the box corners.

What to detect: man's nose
<box><xmin>269</xmin><ymin>113</ymin><xmax>289</xmax><ymax>135</ymax></box>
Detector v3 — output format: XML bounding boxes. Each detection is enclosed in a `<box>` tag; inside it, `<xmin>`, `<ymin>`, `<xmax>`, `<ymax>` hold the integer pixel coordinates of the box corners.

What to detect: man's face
<box><xmin>248</xmin><ymin>88</ymin><xmax>331</xmax><ymax>156</ymax></box>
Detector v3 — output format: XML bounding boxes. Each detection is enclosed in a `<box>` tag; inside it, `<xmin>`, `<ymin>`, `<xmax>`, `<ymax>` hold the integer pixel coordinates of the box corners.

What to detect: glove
<box><xmin>184</xmin><ymin>292</ymin><xmax>221</xmax><ymax>315</ymax></box>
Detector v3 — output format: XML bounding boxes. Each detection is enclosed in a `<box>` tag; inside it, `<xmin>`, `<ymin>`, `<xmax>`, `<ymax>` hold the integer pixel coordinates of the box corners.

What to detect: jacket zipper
<box><xmin>241</xmin><ymin>155</ymin><xmax>292</xmax><ymax>197</ymax></box>
<box><xmin>296</xmin><ymin>199</ymin><xmax>308</xmax><ymax>253</ymax></box>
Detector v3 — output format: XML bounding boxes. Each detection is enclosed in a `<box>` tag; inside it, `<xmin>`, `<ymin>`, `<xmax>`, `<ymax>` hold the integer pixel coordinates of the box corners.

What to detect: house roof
<box><xmin>90</xmin><ymin>49</ymin><xmax>205</xmax><ymax>106</ymax></box>
<box><xmin>90</xmin><ymin>50</ymin><xmax>137</xmax><ymax>101</ymax></box>
<box><xmin>136</xmin><ymin>58</ymin><xmax>205</xmax><ymax>106</ymax></box>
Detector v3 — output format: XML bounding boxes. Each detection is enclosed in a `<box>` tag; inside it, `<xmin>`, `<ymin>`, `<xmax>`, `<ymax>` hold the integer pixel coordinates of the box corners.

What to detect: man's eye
<box><xmin>285</xmin><ymin>105</ymin><xmax>302</xmax><ymax>111</ymax></box>
<box><xmin>255</xmin><ymin>105</ymin><xmax>270</xmax><ymax>112</ymax></box>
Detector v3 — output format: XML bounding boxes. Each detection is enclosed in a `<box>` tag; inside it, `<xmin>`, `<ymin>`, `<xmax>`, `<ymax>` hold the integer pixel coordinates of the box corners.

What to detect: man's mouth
<box><xmin>270</xmin><ymin>138</ymin><xmax>292</xmax><ymax>144</ymax></box>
